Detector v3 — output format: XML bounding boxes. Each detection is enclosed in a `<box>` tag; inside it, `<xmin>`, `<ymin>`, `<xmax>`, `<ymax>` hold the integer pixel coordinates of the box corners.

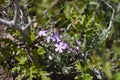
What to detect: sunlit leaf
<box><xmin>37</xmin><ymin>46</ymin><xmax>46</xmax><ymax>55</ymax></box>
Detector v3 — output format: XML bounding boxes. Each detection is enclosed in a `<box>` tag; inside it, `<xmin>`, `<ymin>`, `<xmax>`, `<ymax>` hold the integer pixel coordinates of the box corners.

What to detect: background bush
<box><xmin>0</xmin><ymin>0</ymin><xmax>120</xmax><ymax>80</ymax></box>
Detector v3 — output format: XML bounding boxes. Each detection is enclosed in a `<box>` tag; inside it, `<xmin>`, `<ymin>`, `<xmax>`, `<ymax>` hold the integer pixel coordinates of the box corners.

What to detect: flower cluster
<box><xmin>38</xmin><ymin>30</ymin><xmax>48</xmax><ymax>37</ymax></box>
<box><xmin>38</xmin><ymin>29</ymin><xmax>81</xmax><ymax>54</ymax></box>
<box><xmin>55</xmin><ymin>42</ymin><xmax>68</xmax><ymax>53</ymax></box>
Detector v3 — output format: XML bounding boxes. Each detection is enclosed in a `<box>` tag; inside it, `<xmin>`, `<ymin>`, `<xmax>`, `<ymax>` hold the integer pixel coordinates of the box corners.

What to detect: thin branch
<box><xmin>0</xmin><ymin>18</ymin><xmax>13</xmax><ymax>27</ymax></box>
<box><xmin>13</xmin><ymin>0</ymin><xmax>20</xmax><ymax>25</ymax></box>
<box><xmin>21</xmin><ymin>7</ymin><xmax>28</xmax><ymax>24</ymax></box>
<box><xmin>102</xmin><ymin>1</ymin><xmax>115</xmax><ymax>38</ymax></box>
<box><xmin>0</xmin><ymin>0</ymin><xmax>20</xmax><ymax>28</ymax></box>
<box><xmin>22</xmin><ymin>19</ymin><xmax>36</xmax><ymax>30</ymax></box>
<box><xmin>0</xmin><ymin>0</ymin><xmax>35</xmax><ymax>37</ymax></box>
<box><xmin>26</xmin><ymin>44</ymin><xmax>35</xmax><ymax>63</ymax></box>
<box><xmin>43</xmin><ymin>0</ymin><xmax>59</xmax><ymax>14</ymax></box>
<box><xmin>105</xmin><ymin>2</ymin><xmax>115</xmax><ymax>31</ymax></box>
<box><xmin>0</xmin><ymin>0</ymin><xmax>23</xmax><ymax>31</ymax></box>
<box><xmin>10</xmin><ymin>0</ymin><xmax>14</xmax><ymax>10</ymax></box>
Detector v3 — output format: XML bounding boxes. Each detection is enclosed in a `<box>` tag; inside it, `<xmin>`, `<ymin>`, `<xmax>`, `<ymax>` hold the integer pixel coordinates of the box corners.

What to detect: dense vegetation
<box><xmin>0</xmin><ymin>0</ymin><xmax>120</xmax><ymax>80</ymax></box>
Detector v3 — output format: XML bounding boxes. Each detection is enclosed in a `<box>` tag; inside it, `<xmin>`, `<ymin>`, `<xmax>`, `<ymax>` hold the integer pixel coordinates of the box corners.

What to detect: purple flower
<box><xmin>56</xmin><ymin>36</ymin><xmax>62</xmax><ymax>42</ymax></box>
<box><xmin>52</xmin><ymin>32</ymin><xmax>62</xmax><ymax>42</ymax></box>
<box><xmin>75</xmin><ymin>46</ymin><xmax>80</xmax><ymax>55</ymax></box>
<box><xmin>38</xmin><ymin>30</ymin><xmax>48</xmax><ymax>37</ymax></box>
<box><xmin>76</xmin><ymin>40</ymin><xmax>81</xmax><ymax>45</ymax></box>
<box><xmin>75</xmin><ymin>46</ymin><xmax>80</xmax><ymax>51</ymax></box>
<box><xmin>55</xmin><ymin>42</ymin><xmax>68</xmax><ymax>53</ymax></box>
<box><xmin>46</xmin><ymin>36</ymin><xmax>52</xmax><ymax>43</ymax></box>
<box><xmin>62</xmin><ymin>42</ymin><xmax>68</xmax><ymax>49</ymax></box>
<box><xmin>68</xmin><ymin>48</ymin><xmax>72</xmax><ymax>53</ymax></box>
<box><xmin>46</xmin><ymin>36</ymin><xmax>56</xmax><ymax>43</ymax></box>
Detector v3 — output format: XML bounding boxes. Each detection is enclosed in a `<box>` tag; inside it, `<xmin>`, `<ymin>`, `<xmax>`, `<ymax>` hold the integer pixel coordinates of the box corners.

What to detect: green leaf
<box><xmin>112</xmin><ymin>40</ymin><xmax>120</xmax><ymax>60</ymax></box>
<box><xmin>27</xmin><ymin>65</ymin><xmax>38</xmax><ymax>80</ymax></box>
<box><xmin>89</xmin><ymin>1</ymin><xmax>99</xmax><ymax>8</ymax></box>
<box><xmin>114</xmin><ymin>72</ymin><xmax>120</xmax><ymax>80</ymax></box>
<box><xmin>11</xmin><ymin>66</ymin><xmax>21</xmax><ymax>73</ymax></box>
<box><xmin>16</xmin><ymin>69</ymin><xmax>27</xmax><ymax>80</ymax></box>
<box><xmin>112</xmin><ymin>0</ymin><xmax>119</xmax><ymax>2</ymax></box>
<box><xmin>75</xmin><ymin>62</ymin><xmax>82</xmax><ymax>72</ymax></box>
<box><xmin>74</xmin><ymin>34</ymin><xmax>80</xmax><ymax>40</ymax></box>
<box><xmin>40</xmin><ymin>71</ymin><xmax>50</xmax><ymax>80</ymax></box>
<box><xmin>80</xmin><ymin>15</ymin><xmax>86</xmax><ymax>25</ymax></box>
<box><xmin>16</xmin><ymin>56</ymin><xmax>28</xmax><ymax>65</ymax></box>
<box><xmin>30</xmin><ymin>28</ymin><xmax>36</xmax><ymax>42</ymax></box>
<box><xmin>37</xmin><ymin>46</ymin><xmax>46</xmax><ymax>55</ymax></box>
<box><xmin>41</xmin><ymin>75</ymin><xmax>51</xmax><ymax>80</ymax></box>
<box><xmin>81</xmin><ymin>73</ymin><xmax>93</xmax><ymax>80</ymax></box>
<box><xmin>103</xmin><ymin>62</ymin><xmax>112</xmax><ymax>79</ymax></box>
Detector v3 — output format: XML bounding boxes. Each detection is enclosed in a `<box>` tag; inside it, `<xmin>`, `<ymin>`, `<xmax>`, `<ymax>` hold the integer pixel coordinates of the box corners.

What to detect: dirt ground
<box><xmin>0</xmin><ymin>25</ymin><xmax>13</xmax><ymax>80</ymax></box>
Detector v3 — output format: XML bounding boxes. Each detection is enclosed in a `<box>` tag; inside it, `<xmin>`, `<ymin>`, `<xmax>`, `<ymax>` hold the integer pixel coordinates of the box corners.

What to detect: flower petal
<box><xmin>55</xmin><ymin>44</ymin><xmax>59</xmax><ymax>47</ymax></box>
<box><xmin>55</xmin><ymin>48</ymin><xmax>59</xmax><ymax>52</ymax></box>
<box><xmin>58</xmin><ymin>48</ymin><xmax>63</xmax><ymax>53</ymax></box>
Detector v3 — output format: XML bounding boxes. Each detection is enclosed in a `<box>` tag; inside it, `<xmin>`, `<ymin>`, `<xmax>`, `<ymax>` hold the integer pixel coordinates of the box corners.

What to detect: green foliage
<box><xmin>0</xmin><ymin>0</ymin><xmax>120</xmax><ymax>80</ymax></box>
<box><xmin>37</xmin><ymin>46</ymin><xmax>46</xmax><ymax>55</ymax></box>
<box><xmin>75</xmin><ymin>62</ymin><xmax>93</xmax><ymax>80</ymax></box>
<box><xmin>114</xmin><ymin>72</ymin><xmax>120</xmax><ymax>80</ymax></box>
<box><xmin>0</xmin><ymin>0</ymin><xmax>5</xmax><ymax>4</ymax></box>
